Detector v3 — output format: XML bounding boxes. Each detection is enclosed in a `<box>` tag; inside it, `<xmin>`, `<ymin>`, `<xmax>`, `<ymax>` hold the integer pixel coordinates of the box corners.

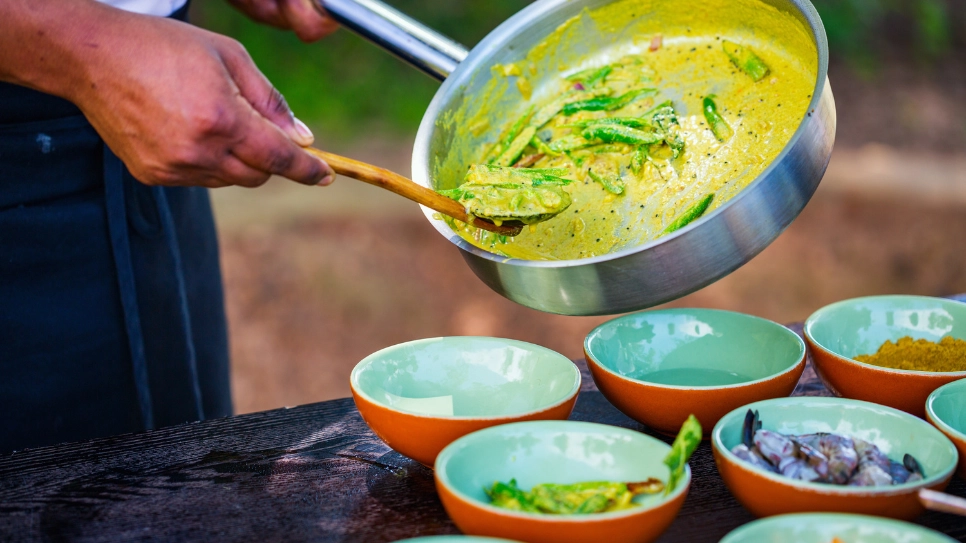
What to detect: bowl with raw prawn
<box><xmin>711</xmin><ymin>397</ymin><xmax>958</xmax><ymax>520</ymax></box>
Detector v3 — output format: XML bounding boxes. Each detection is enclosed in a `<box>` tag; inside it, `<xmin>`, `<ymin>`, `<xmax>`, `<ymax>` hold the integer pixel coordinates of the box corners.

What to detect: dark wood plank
<box><xmin>1</xmin><ymin>323</ymin><xmax>964</xmax><ymax>542</ymax></box>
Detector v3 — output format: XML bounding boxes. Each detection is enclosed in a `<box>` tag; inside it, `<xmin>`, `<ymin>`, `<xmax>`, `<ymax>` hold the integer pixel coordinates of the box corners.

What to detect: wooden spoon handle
<box><xmin>919</xmin><ymin>488</ymin><xmax>966</xmax><ymax>516</ymax></box>
<box><xmin>305</xmin><ymin>148</ymin><xmax>522</xmax><ymax>236</ymax></box>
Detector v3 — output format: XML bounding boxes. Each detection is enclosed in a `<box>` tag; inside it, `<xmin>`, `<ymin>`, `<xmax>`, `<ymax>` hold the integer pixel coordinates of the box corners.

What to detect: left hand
<box><xmin>227</xmin><ymin>0</ymin><xmax>339</xmax><ymax>42</ymax></box>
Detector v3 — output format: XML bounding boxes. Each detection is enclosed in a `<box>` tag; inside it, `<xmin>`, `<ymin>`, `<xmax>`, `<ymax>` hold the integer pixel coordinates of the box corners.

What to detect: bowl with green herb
<box><xmin>433</xmin><ymin>417</ymin><xmax>700</xmax><ymax>543</ymax></box>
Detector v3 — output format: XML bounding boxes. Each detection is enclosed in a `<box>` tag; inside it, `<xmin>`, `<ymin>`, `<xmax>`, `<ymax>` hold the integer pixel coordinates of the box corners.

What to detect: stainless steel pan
<box><xmin>318</xmin><ymin>0</ymin><xmax>836</xmax><ymax>316</ymax></box>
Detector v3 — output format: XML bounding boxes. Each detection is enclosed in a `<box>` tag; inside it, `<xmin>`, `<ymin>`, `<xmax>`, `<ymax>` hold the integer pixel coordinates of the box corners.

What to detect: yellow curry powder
<box><xmin>855</xmin><ymin>336</ymin><xmax>966</xmax><ymax>372</ymax></box>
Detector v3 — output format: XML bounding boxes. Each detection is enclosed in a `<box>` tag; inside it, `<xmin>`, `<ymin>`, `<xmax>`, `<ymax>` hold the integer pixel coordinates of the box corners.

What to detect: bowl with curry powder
<box><xmin>804</xmin><ymin>295</ymin><xmax>966</xmax><ymax>418</ymax></box>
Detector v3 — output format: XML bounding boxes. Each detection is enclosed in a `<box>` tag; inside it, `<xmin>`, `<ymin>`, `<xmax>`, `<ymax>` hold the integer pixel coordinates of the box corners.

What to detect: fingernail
<box><xmin>318</xmin><ymin>174</ymin><xmax>335</xmax><ymax>186</ymax></box>
<box><xmin>292</xmin><ymin>117</ymin><xmax>315</xmax><ymax>146</ymax></box>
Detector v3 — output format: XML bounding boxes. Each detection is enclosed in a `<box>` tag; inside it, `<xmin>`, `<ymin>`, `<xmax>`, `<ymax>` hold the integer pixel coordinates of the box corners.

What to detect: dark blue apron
<box><xmin>0</xmin><ymin>2</ymin><xmax>231</xmax><ymax>453</ymax></box>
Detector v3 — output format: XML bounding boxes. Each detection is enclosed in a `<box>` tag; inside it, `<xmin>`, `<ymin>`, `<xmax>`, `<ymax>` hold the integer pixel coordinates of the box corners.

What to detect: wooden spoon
<box><xmin>306</xmin><ymin>148</ymin><xmax>523</xmax><ymax>236</ymax></box>
<box><xmin>919</xmin><ymin>488</ymin><xmax>966</xmax><ymax>516</ymax></box>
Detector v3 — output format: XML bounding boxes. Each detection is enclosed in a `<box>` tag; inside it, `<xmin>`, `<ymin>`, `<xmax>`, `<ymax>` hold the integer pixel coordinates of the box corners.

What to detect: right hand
<box><xmin>68</xmin><ymin>6</ymin><xmax>334</xmax><ymax>188</ymax></box>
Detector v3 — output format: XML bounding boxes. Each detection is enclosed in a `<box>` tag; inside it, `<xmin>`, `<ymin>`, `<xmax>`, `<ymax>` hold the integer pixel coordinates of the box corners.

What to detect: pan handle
<box><xmin>316</xmin><ymin>0</ymin><xmax>469</xmax><ymax>81</ymax></box>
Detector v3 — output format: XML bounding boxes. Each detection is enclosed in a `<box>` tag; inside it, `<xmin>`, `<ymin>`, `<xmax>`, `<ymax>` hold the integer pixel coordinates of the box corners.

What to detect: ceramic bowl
<box><xmin>719</xmin><ymin>513</ymin><xmax>958</xmax><ymax>543</ymax></box>
<box><xmin>711</xmin><ymin>397</ymin><xmax>959</xmax><ymax>520</ymax></box>
<box><xmin>434</xmin><ymin>421</ymin><xmax>690</xmax><ymax>543</ymax></box>
<box><xmin>926</xmin><ymin>378</ymin><xmax>966</xmax><ymax>480</ymax></box>
<box><xmin>584</xmin><ymin>309</ymin><xmax>806</xmax><ymax>436</ymax></box>
<box><xmin>804</xmin><ymin>295</ymin><xmax>966</xmax><ymax>417</ymax></box>
<box><xmin>396</xmin><ymin>537</ymin><xmax>521</xmax><ymax>542</ymax></box>
<box><xmin>350</xmin><ymin>337</ymin><xmax>580</xmax><ymax>467</ymax></box>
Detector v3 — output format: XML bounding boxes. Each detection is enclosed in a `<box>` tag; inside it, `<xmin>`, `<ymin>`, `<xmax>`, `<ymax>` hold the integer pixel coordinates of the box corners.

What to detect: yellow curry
<box><xmin>441</xmin><ymin>0</ymin><xmax>817</xmax><ymax>261</ymax></box>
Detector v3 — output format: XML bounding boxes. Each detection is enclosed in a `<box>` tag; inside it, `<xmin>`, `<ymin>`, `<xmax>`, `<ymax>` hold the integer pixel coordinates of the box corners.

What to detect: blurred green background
<box><xmin>190</xmin><ymin>0</ymin><xmax>964</xmax><ymax>140</ymax></box>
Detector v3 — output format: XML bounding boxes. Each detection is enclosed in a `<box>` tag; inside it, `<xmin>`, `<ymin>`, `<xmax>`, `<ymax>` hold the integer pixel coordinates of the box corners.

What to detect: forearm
<box><xmin>0</xmin><ymin>0</ymin><xmax>119</xmax><ymax>103</ymax></box>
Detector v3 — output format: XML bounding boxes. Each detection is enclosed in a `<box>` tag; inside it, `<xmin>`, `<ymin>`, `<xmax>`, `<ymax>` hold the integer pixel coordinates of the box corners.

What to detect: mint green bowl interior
<box><xmin>435</xmin><ymin>420</ymin><xmax>690</xmax><ymax>517</ymax></box>
<box><xmin>584</xmin><ymin>309</ymin><xmax>805</xmax><ymax>387</ymax></box>
<box><xmin>805</xmin><ymin>295</ymin><xmax>966</xmax><ymax>368</ymax></box>
<box><xmin>927</xmin><ymin>378</ymin><xmax>966</xmax><ymax>441</ymax></box>
<box><xmin>712</xmin><ymin>397</ymin><xmax>958</xmax><ymax>493</ymax></box>
<box><xmin>351</xmin><ymin>337</ymin><xmax>580</xmax><ymax>418</ymax></box>
<box><xmin>720</xmin><ymin>513</ymin><xmax>958</xmax><ymax>543</ymax></box>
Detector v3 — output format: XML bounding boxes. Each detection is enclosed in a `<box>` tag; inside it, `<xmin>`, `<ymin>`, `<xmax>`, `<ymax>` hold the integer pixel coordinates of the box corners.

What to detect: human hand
<box><xmin>227</xmin><ymin>0</ymin><xmax>339</xmax><ymax>42</ymax></box>
<box><xmin>68</xmin><ymin>7</ymin><xmax>334</xmax><ymax>188</ymax></box>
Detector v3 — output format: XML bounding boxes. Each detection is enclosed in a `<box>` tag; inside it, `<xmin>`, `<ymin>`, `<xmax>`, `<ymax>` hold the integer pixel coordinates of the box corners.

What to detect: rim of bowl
<box><xmin>711</xmin><ymin>396</ymin><xmax>959</xmax><ymax>497</ymax></box>
<box><xmin>803</xmin><ymin>295</ymin><xmax>966</xmax><ymax>379</ymax></box>
<box><xmin>926</xmin><ymin>379</ymin><xmax>966</xmax><ymax>444</ymax></box>
<box><xmin>349</xmin><ymin>336</ymin><xmax>581</xmax><ymax>421</ymax></box>
<box><xmin>434</xmin><ymin>420</ymin><xmax>691</xmax><ymax>522</ymax></box>
<box><xmin>583</xmin><ymin>309</ymin><xmax>806</xmax><ymax>391</ymax></box>
<box><xmin>719</xmin><ymin>512</ymin><xmax>958</xmax><ymax>543</ymax></box>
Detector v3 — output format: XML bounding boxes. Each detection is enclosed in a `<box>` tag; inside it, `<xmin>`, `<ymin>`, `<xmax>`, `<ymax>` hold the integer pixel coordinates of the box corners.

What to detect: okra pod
<box><xmin>561</xmin><ymin>87</ymin><xmax>656</xmax><ymax>116</ymax></box>
<box><xmin>582</xmin><ymin>124</ymin><xmax>663</xmax><ymax>146</ymax></box>
<box><xmin>587</xmin><ymin>169</ymin><xmax>625</xmax><ymax>195</ymax></box>
<box><xmin>702</xmin><ymin>96</ymin><xmax>733</xmax><ymax>142</ymax></box>
<box><xmin>664</xmin><ymin>193</ymin><xmax>714</xmax><ymax>233</ymax></box>
<box><xmin>722</xmin><ymin>40</ymin><xmax>770</xmax><ymax>81</ymax></box>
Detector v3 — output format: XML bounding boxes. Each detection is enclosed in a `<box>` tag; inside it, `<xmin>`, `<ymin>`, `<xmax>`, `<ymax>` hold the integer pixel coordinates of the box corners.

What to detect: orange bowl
<box><xmin>434</xmin><ymin>421</ymin><xmax>690</xmax><ymax>543</ymax></box>
<box><xmin>350</xmin><ymin>337</ymin><xmax>580</xmax><ymax>467</ymax></box>
<box><xmin>804</xmin><ymin>295</ymin><xmax>966</xmax><ymax>417</ymax></box>
<box><xmin>711</xmin><ymin>397</ymin><xmax>958</xmax><ymax>520</ymax></box>
<box><xmin>926</xmin><ymin>378</ymin><xmax>966</xmax><ymax>480</ymax></box>
<box><xmin>584</xmin><ymin>309</ymin><xmax>805</xmax><ymax>436</ymax></box>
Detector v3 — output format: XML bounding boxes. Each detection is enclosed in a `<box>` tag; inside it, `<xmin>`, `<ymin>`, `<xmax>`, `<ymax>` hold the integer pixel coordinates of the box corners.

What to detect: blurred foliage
<box><xmin>191</xmin><ymin>0</ymin><xmax>961</xmax><ymax>140</ymax></box>
<box><xmin>813</xmin><ymin>0</ymin><xmax>955</xmax><ymax>73</ymax></box>
<box><xmin>190</xmin><ymin>1</ymin><xmax>532</xmax><ymax>140</ymax></box>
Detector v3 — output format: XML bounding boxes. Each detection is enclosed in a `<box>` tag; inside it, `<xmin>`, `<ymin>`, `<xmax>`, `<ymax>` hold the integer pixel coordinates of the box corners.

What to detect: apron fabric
<box><xmin>0</xmin><ymin>2</ymin><xmax>231</xmax><ymax>453</ymax></box>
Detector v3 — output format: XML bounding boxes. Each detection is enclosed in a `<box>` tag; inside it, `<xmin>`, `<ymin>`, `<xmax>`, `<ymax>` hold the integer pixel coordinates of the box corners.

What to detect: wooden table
<box><xmin>2</xmin><ymin>322</ymin><xmax>965</xmax><ymax>542</ymax></box>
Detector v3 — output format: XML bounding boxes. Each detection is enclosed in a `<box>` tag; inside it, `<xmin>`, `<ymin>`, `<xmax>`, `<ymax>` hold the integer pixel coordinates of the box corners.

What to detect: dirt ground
<box><xmin>213</xmin><ymin>142</ymin><xmax>966</xmax><ymax>414</ymax></box>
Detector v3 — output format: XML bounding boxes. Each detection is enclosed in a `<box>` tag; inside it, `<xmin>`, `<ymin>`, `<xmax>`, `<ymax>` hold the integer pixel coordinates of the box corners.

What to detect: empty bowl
<box><xmin>711</xmin><ymin>397</ymin><xmax>959</xmax><ymax>520</ymax></box>
<box><xmin>584</xmin><ymin>309</ymin><xmax>806</xmax><ymax>436</ymax></box>
<box><xmin>804</xmin><ymin>295</ymin><xmax>966</xmax><ymax>417</ymax></box>
<box><xmin>434</xmin><ymin>420</ymin><xmax>690</xmax><ymax>543</ymax></box>
<box><xmin>719</xmin><ymin>512</ymin><xmax>958</xmax><ymax>543</ymax></box>
<box><xmin>926</xmin><ymin>378</ymin><xmax>966</xmax><ymax>480</ymax></box>
<box><xmin>350</xmin><ymin>337</ymin><xmax>580</xmax><ymax>466</ymax></box>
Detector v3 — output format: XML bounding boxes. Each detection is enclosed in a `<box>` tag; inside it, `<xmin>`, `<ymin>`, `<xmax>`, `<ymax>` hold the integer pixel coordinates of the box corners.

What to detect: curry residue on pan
<box><xmin>441</xmin><ymin>0</ymin><xmax>817</xmax><ymax>261</ymax></box>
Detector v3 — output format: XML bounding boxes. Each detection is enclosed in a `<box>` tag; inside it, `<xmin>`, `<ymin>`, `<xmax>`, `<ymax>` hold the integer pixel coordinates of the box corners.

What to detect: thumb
<box><xmin>219</xmin><ymin>40</ymin><xmax>315</xmax><ymax>146</ymax></box>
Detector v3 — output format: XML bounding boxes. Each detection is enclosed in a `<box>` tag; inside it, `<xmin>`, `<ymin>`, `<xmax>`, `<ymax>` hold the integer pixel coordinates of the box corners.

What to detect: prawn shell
<box><xmin>712</xmin><ymin>397</ymin><xmax>959</xmax><ymax>521</ymax></box>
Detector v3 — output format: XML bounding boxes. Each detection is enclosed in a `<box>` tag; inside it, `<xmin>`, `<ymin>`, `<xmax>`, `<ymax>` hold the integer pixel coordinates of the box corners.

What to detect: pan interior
<box><xmin>423</xmin><ymin>0</ymin><xmax>820</xmax><ymax>261</ymax></box>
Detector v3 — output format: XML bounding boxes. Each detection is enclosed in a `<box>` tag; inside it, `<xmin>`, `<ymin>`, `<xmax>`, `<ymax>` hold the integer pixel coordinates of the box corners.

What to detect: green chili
<box><xmin>630</xmin><ymin>147</ymin><xmax>647</xmax><ymax>175</ymax></box>
<box><xmin>722</xmin><ymin>40</ymin><xmax>770</xmax><ymax>81</ymax></box>
<box><xmin>702</xmin><ymin>96</ymin><xmax>733</xmax><ymax>142</ymax></box>
<box><xmin>566</xmin><ymin>65</ymin><xmax>613</xmax><ymax>87</ymax></box>
<box><xmin>530</xmin><ymin>88</ymin><xmax>612</xmax><ymax>128</ymax></box>
<box><xmin>587</xmin><ymin>169</ymin><xmax>625</xmax><ymax>195</ymax></box>
<box><xmin>582</xmin><ymin>124</ymin><xmax>663</xmax><ymax>146</ymax></box>
<box><xmin>562</xmin><ymin>87</ymin><xmax>656</xmax><ymax>116</ymax></box>
<box><xmin>663</xmin><ymin>415</ymin><xmax>703</xmax><ymax>495</ymax></box>
<box><xmin>548</xmin><ymin>135</ymin><xmax>594</xmax><ymax>153</ymax></box>
<box><xmin>664</xmin><ymin>193</ymin><xmax>714</xmax><ymax>233</ymax></box>
<box><xmin>563</xmin><ymin>117</ymin><xmax>652</xmax><ymax>130</ymax></box>
<box><xmin>494</xmin><ymin>126</ymin><xmax>536</xmax><ymax>167</ymax></box>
